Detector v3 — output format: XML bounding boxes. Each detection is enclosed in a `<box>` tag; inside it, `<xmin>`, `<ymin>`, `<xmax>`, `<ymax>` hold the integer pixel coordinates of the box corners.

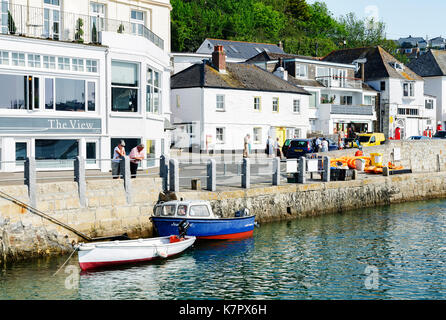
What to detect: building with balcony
<box><xmin>323</xmin><ymin>46</ymin><xmax>434</xmax><ymax>139</ymax></box>
<box><xmin>0</xmin><ymin>0</ymin><xmax>172</xmax><ymax>172</ymax></box>
<box><xmin>170</xmin><ymin>46</ymin><xmax>311</xmax><ymax>153</ymax></box>
<box><xmin>247</xmin><ymin>52</ymin><xmax>378</xmax><ymax>136</ymax></box>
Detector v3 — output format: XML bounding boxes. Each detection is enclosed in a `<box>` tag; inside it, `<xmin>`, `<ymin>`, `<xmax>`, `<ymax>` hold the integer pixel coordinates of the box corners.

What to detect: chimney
<box><xmin>212</xmin><ymin>45</ymin><xmax>226</xmax><ymax>73</ymax></box>
<box><xmin>273</xmin><ymin>67</ymin><xmax>288</xmax><ymax>81</ymax></box>
<box><xmin>361</xmin><ymin>63</ymin><xmax>365</xmax><ymax>82</ymax></box>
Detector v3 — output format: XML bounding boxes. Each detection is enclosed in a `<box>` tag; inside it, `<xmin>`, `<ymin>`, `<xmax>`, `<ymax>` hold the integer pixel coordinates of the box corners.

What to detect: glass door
<box><xmin>86</xmin><ymin>140</ymin><xmax>99</xmax><ymax>169</ymax></box>
<box><xmin>43</xmin><ymin>0</ymin><xmax>60</xmax><ymax>40</ymax></box>
<box><xmin>90</xmin><ymin>2</ymin><xmax>105</xmax><ymax>43</ymax></box>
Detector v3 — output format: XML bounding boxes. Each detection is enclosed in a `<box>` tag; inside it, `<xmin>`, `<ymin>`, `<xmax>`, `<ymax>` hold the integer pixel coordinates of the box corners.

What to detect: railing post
<box><xmin>207</xmin><ymin>158</ymin><xmax>216</xmax><ymax>192</ymax></box>
<box><xmin>24</xmin><ymin>157</ymin><xmax>36</xmax><ymax>208</ymax></box>
<box><xmin>322</xmin><ymin>156</ymin><xmax>331</xmax><ymax>182</ymax></box>
<box><xmin>169</xmin><ymin>158</ymin><xmax>179</xmax><ymax>193</ymax></box>
<box><xmin>120</xmin><ymin>156</ymin><xmax>132</xmax><ymax>203</ymax></box>
<box><xmin>273</xmin><ymin>157</ymin><xmax>280</xmax><ymax>186</ymax></box>
<box><xmin>74</xmin><ymin>156</ymin><xmax>86</xmax><ymax>207</ymax></box>
<box><xmin>298</xmin><ymin>156</ymin><xmax>306</xmax><ymax>184</ymax></box>
<box><xmin>241</xmin><ymin>158</ymin><xmax>250</xmax><ymax>189</ymax></box>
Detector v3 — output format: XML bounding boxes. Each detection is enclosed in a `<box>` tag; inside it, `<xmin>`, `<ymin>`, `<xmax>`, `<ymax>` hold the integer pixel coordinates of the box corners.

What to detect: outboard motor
<box><xmin>235</xmin><ymin>208</ymin><xmax>250</xmax><ymax>217</ymax></box>
<box><xmin>178</xmin><ymin>219</ymin><xmax>190</xmax><ymax>239</ymax></box>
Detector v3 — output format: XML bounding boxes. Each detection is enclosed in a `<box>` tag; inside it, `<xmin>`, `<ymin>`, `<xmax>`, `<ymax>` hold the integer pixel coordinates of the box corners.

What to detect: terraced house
<box><xmin>170</xmin><ymin>45</ymin><xmax>311</xmax><ymax>153</ymax></box>
<box><xmin>247</xmin><ymin>51</ymin><xmax>378</xmax><ymax>137</ymax></box>
<box><xmin>0</xmin><ymin>0</ymin><xmax>172</xmax><ymax>172</ymax></box>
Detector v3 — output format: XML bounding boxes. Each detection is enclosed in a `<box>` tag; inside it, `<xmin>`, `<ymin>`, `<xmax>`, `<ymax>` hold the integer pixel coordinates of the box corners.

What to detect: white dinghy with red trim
<box><xmin>76</xmin><ymin>220</ymin><xmax>195</xmax><ymax>271</ymax></box>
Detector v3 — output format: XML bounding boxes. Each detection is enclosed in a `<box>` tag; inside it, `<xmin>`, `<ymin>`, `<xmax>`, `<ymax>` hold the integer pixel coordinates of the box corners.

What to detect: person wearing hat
<box><xmin>112</xmin><ymin>140</ymin><xmax>126</xmax><ymax>179</ymax></box>
<box><xmin>129</xmin><ymin>144</ymin><xmax>145</xmax><ymax>178</ymax></box>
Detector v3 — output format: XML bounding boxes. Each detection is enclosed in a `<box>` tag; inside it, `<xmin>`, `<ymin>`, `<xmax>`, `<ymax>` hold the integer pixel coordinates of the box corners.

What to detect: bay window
<box><xmin>112</xmin><ymin>61</ymin><xmax>139</xmax><ymax>112</ymax></box>
<box><xmin>147</xmin><ymin>67</ymin><xmax>161</xmax><ymax>114</ymax></box>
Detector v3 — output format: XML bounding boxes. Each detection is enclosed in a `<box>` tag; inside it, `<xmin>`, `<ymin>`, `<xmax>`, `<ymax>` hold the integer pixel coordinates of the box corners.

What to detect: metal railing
<box><xmin>316</xmin><ymin>76</ymin><xmax>363</xmax><ymax>89</ymax></box>
<box><xmin>330</xmin><ymin>104</ymin><xmax>374</xmax><ymax>116</ymax></box>
<box><xmin>1</xmin><ymin>1</ymin><xmax>164</xmax><ymax>49</ymax></box>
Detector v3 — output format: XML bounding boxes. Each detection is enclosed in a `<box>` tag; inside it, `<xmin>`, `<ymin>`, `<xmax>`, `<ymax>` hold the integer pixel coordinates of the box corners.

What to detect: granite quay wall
<box><xmin>0</xmin><ymin>177</ymin><xmax>163</xmax><ymax>263</ymax></box>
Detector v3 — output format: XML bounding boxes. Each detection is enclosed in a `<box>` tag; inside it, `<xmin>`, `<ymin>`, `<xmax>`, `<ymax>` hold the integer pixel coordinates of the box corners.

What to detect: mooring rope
<box><xmin>53</xmin><ymin>247</ymin><xmax>78</xmax><ymax>276</ymax></box>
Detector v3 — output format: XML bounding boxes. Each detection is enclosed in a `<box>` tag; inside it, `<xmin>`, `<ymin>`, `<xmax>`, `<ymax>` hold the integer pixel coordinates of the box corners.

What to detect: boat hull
<box><xmin>151</xmin><ymin>216</ymin><xmax>256</xmax><ymax>240</ymax></box>
<box><xmin>77</xmin><ymin>236</ymin><xmax>195</xmax><ymax>271</ymax></box>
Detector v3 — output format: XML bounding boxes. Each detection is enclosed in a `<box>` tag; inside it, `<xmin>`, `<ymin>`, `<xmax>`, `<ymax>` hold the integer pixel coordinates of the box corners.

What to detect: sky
<box><xmin>307</xmin><ymin>0</ymin><xmax>445</xmax><ymax>41</ymax></box>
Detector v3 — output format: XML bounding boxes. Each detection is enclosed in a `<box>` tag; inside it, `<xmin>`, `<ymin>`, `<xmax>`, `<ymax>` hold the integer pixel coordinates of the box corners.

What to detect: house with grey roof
<box><xmin>398</xmin><ymin>36</ymin><xmax>428</xmax><ymax>49</ymax></box>
<box><xmin>408</xmin><ymin>49</ymin><xmax>446</xmax><ymax>128</ymax></box>
<box><xmin>196</xmin><ymin>38</ymin><xmax>285</xmax><ymax>61</ymax></box>
<box><xmin>429</xmin><ymin>37</ymin><xmax>446</xmax><ymax>49</ymax></box>
<box><xmin>323</xmin><ymin>46</ymin><xmax>435</xmax><ymax>139</ymax></box>
<box><xmin>246</xmin><ymin>51</ymin><xmax>378</xmax><ymax>136</ymax></box>
<box><xmin>170</xmin><ymin>45</ymin><xmax>311</xmax><ymax>152</ymax></box>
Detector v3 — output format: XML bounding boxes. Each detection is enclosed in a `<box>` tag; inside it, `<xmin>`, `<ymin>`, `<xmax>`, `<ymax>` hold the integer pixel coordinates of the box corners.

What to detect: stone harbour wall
<box><xmin>0</xmin><ymin>177</ymin><xmax>163</xmax><ymax>263</ymax></box>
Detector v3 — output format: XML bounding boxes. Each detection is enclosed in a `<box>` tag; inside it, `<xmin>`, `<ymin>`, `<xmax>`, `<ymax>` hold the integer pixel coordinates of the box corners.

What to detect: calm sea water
<box><xmin>1</xmin><ymin>199</ymin><xmax>446</xmax><ymax>300</ymax></box>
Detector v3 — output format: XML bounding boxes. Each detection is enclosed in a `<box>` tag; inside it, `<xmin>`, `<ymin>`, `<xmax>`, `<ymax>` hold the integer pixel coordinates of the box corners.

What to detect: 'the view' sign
<box><xmin>0</xmin><ymin>117</ymin><xmax>101</xmax><ymax>134</ymax></box>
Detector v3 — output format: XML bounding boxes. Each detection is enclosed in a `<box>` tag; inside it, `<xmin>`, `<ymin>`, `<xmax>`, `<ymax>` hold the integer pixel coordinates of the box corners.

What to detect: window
<box><xmin>112</xmin><ymin>61</ymin><xmax>139</xmax><ymax>112</ymax></box>
<box><xmin>216</xmin><ymin>127</ymin><xmax>225</xmax><ymax>144</ymax></box>
<box><xmin>364</xmin><ymin>96</ymin><xmax>376</xmax><ymax>106</ymax></box>
<box><xmin>0</xmin><ymin>74</ymin><xmax>40</xmax><ymax>110</ymax></box>
<box><xmin>253</xmin><ymin>128</ymin><xmax>262</xmax><ymax>144</ymax></box>
<box><xmin>316</xmin><ymin>67</ymin><xmax>330</xmax><ymax>86</ymax></box>
<box><xmin>309</xmin><ymin>92</ymin><xmax>317</xmax><ymax>108</ymax></box>
<box><xmin>254</xmin><ymin>97</ymin><xmax>261</xmax><ymax>111</ymax></box>
<box><xmin>1</xmin><ymin>1</ymin><xmax>8</xmax><ymax>34</ymax></box>
<box><xmin>11</xmin><ymin>52</ymin><xmax>25</xmax><ymax>66</ymax></box>
<box><xmin>35</xmin><ymin>139</ymin><xmax>79</xmax><ymax>161</ymax></box>
<box><xmin>87</xmin><ymin>82</ymin><xmax>96</xmax><ymax>111</ymax></box>
<box><xmin>15</xmin><ymin>142</ymin><xmax>27</xmax><ymax>162</ymax></box>
<box><xmin>58</xmin><ymin>57</ymin><xmax>70</xmax><ymax>70</ymax></box>
<box><xmin>295</xmin><ymin>64</ymin><xmax>308</xmax><ymax>78</ymax></box>
<box><xmin>90</xmin><ymin>2</ymin><xmax>105</xmax><ymax>42</ymax></box>
<box><xmin>0</xmin><ymin>51</ymin><xmax>8</xmax><ymax>65</ymax></box>
<box><xmin>72</xmin><ymin>58</ymin><xmax>84</xmax><ymax>72</ymax></box>
<box><xmin>397</xmin><ymin>108</ymin><xmax>419</xmax><ymax>116</ymax></box>
<box><xmin>293</xmin><ymin>99</ymin><xmax>301</xmax><ymax>113</ymax></box>
<box><xmin>131</xmin><ymin>10</ymin><xmax>145</xmax><ymax>36</ymax></box>
<box><xmin>216</xmin><ymin>95</ymin><xmax>225</xmax><ymax>111</ymax></box>
<box><xmin>45</xmin><ymin>78</ymin><xmax>54</xmax><ymax>110</ymax></box>
<box><xmin>272</xmin><ymin>97</ymin><xmax>279</xmax><ymax>112</ymax></box>
<box><xmin>403</xmin><ymin>82</ymin><xmax>415</xmax><ymax>97</ymax></box>
<box><xmin>86</xmin><ymin>60</ymin><xmax>98</xmax><ymax>73</ymax></box>
<box><xmin>162</xmin><ymin>205</ymin><xmax>176</xmax><ymax>216</ymax></box>
<box><xmin>380</xmin><ymin>81</ymin><xmax>386</xmax><ymax>91</ymax></box>
<box><xmin>189</xmin><ymin>205</ymin><xmax>210</xmax><ymax>217</ymax></box>
<box><xmin>55</xmin><ymin>78</ymin><xmax>85</xmax><ymax>111</ymax></box>
<box><xmin>340</xmin><ymin>96</ymin><xmax>353</xmax><ymax>105</ymax></box>
<box><xmin>86</xmin><ymin>141</ymin><xmax>97</xmax><ymax>165</ymax></box>
<box><xmin>425</xmin><ymin>99</ymin><xmax>434</xmax><ymax>109</ymax></box>
<box><xmin>44</xmin><ymin>0</ymin><xmax>60</xmax><ymax>40</ymax></box>
<box><xmin>43</xmin><ymin>56</ymin><xmax>56</xmax><ymax>69</ymax></box>
<box><xmin>177</xmin><ymin>205</ymin><xmax>187</xmax><ymax>216</ymax></box>
<box><xmin>28</xmin><ymin>54</ymin><xmax>41</xmax><ymax>68</ymax></box>
<box><xmin>146</xmin><ymin>67</ymin><xmax>161</xmax><ymax>114</ymax></box>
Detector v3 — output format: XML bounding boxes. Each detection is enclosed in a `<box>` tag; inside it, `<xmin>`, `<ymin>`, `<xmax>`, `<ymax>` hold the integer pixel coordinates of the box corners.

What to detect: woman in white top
<box><xmin>112</xmin><ymin>140</ymin><xmax>126</xmax><ymax>179</ymax></box>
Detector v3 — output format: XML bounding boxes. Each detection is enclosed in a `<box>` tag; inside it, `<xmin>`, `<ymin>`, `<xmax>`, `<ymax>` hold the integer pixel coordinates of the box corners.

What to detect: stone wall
<box><xmin>0</xmin><ymin>177</ymin><xmax>162</xmax><ymax>263</ymax></box>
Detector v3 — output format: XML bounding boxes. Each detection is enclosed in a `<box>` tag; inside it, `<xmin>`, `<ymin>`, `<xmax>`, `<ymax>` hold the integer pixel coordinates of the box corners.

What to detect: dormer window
<box><xmin>295</xmin><ymin>64</ymin><xmax>308</xmax><ymax>78</ymax></box>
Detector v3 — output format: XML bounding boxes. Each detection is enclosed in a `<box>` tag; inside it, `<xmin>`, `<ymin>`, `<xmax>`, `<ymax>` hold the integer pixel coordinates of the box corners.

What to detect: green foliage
<box><xmin>92</xmin><ymin>22</ymin><xmax>98</xmax><ymax>43</ymax></box>
<box><xmin>8</xmin><ymin>11</ymin><xmax>16</xmax><ymax>35</ymax></box>
<box><xmin>171</xmin><ymin>0</ymin><xmax>397</xmax><ymax>58</ymax></box>
<box><xmin>75</xmin><ymin>18</ymin><xmax>84</xmax><ymax>43</ymax></box>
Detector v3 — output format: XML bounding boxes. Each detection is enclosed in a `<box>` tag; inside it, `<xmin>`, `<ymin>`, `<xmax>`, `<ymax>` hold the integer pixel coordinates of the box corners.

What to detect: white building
<box><xmin>0</xmin><ymin>0</ymin><xmax>172</xmax><ymax>172</ymax></box>
<box><xmin>408</xmin><ymin>49</ymin><xmax>446</xmax><ymax>130</ymax></box>
<box><xmin>323</xmin><ymin>46</ymin><xmax>435</xmax><ymax>139</ymax></box>
<box><xmin>170</xmin><ymin>46</ymin><xmax>311</xmax><ymax>152</ymax></box>
<box><xmin>247</xmin><ymin>52</ymin><xmax>378</xmax><ymax>136</ymax></box>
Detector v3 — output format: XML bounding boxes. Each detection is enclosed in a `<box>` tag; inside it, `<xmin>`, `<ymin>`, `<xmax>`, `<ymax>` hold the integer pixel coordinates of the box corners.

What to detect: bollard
<box><xmin>120</xmin><ymin>156</ymin><xmax>132</xmax><ymax>203</ymax></box>
<box><xmin>241</xmin><ymin>158</ymin><xmax>250</xmax><ymax>189</ymax></box>
<box><xmin>353</xmin><ymin>169</ymin><xmax>358</xmax><ymax>180</ymax></box>
<box><xmin>24</xmin><ymin>157</ymin><xmax>36</xmax><ymax>208</ymax></box>
<box><xmin>207</xmin><ymin>158</ymin><xmax>216</xmax><ymax>192</ymax></box>
<box><xmin>74</xmin><ymin>156</ymin><xmax>86</xmax><ymax>207</ymax></box>
<box><xmin>322</xmin><ymin>156</ymin><xmax>331</xmax><ymax>182</ymax></box>
<box><xmin>297</xmin><ymin>156</ymin><xmax>306</xmax><ymax>184</ymax></box>
<box><xmin>383</xmin><ymin>166</ymin><xmax>389</xmax><ymax>177</ymax></box>
<box><xmin>169</xmin><ymin>158</ymin><xmax>179</xmax><ymax>193</ymax></box>
<box><xmin>272</xmin><ymin>157</ymin><xmax>280</xmax><ymax>186</ymax></box>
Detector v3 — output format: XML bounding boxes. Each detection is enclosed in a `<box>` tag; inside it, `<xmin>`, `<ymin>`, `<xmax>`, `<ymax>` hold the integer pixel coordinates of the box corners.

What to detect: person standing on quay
<box><xmin>266</xmin><ymin>136</ymin><xmax>274</xmax><ymax>158</ymax></box>
<box><xmin>321</xmin><ymin>138</ymin><xmax>329</xmax><ymax>153</ymax></box>
<box><xmin>112</xmin><ymin>140</ymin><xmax>126</xmax><ymax>179</ymax></box>
<box><xmin>129</xmin><ymin>144</ymin><xmax>145</xmax><ymax>178</ymax></box>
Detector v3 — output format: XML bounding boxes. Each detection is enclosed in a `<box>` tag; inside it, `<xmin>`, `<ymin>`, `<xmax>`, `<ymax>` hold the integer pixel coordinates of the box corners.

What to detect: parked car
<box><xmin>433</xmin><ymin>131</ymin><xmax>446</xmax><ymax>139</ymax></box>
<box><xmin>407</xmin><ymin>136</ymin><xmax>430</xmax><ymax>140</ymax></box>
<box><xmin>349</xmin><ymin>133</ymin><xmax>385</xmax><ymax>148</ymax></box>
<box><xmin>284</xmin><ymin>138</ymin><xmax>338</xmax><ymax>158</ymax></box>
<box><xmin>282</xmin><ymin>139</ymin><xmax>292</xmax><ymax>156</ymax></box>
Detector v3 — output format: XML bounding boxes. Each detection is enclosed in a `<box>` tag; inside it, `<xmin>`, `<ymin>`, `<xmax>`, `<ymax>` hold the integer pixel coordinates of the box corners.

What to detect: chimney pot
<box><xmin>212</xmin><ymin>45</ymin><xmax>226</xmax><ymax>73</ymax></box>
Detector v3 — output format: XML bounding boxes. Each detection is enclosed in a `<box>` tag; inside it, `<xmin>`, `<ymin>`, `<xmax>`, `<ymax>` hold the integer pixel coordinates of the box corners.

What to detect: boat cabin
<box><xmin>153</xmin><ymin>200</ymin><xmax>217</xmax><ymax>219</ymax></box>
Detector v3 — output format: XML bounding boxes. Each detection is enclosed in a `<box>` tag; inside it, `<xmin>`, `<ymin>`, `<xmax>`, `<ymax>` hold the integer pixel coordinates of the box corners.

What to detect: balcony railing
<box><xmin>0</xmin><ymin>1</ymin><xmax>164</xmax><ymax>49</ymax></box>
<box><xmin>316</xmin><ymin>76</ymin><xmax>363</xmax><ymax>89</ymax></box>
<box><xmin>330</xmin><ymin>105</ymin><xmax>374</xmax><ymax>116</ymax></box>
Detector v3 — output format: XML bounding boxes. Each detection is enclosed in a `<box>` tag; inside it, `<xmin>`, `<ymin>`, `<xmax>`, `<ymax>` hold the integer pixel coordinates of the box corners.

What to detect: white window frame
<box><xmin>272</xmin><ymin>97</ymin><xmax>279</xmax><ymax>112</ymax></box>
<box><xmin>0</xmin><ymin>50</ymin><xmax>9</xmax><ymax>65</ymax></box>
<box><xmin>11</xmin><ymin>52</ymin><xmax>25</xmax><ymax>67</ymax></box>
<box><xmin>216</xmin><ymin>94</ymin><xmax>225</xmax><ymax>111</ymax></box>
<box><xmin>253</xmin><ymin>127</ymin><xmax>262</xmax><ymax>144</ymax></box>
<box><xmin>293</xmin><ymin>99</ymin><xmax>301</xmax><ymax>113</ymax></box>
<box><xmin>58</xmin><ymin>57</ymin><xmax>71</xmax><ymax>71</ymax></box>
<box><xmin>403</xmin><ymin>82</ymin><xmax>415</xmax><ymax>97</ymax></box>
<box><xmin>72</xmin><ymin>58</ymin><xmax>85</xmax><ymax>72</ymax></box>
<box><xmin>86</xmin><ymin>59</ymin><xmax>98</xmax><ymax>73</ymax></box>
<box><xmin>28</xmin><ymin>54</ymin><xmax>41</xmax><ymax>68</ymax></box>
<box><xmin>295</xmin><ymin>64</ymin><xmax>308</xmax><ymax>78</ymax></box>
<box><xmin>216</xmin><ymin>127</ymin><xmax>225</xmax><ymax>144</ymax></box>
<box><xmin>254</xmin><ymin>96</ymin><xmax>261</xmax><ymax>111</ymax></box>
<box><xmin>43</xmin><ymin>55</ymin><xmax>56</xmax><ymax>69</ymax></box>
<box><xmin>147</xmin><ymin>67</ymin><xmax>162</xmax><ymax>114</ymax></box>
<box><xmin>130</xmin><ymin>9</ymin><xmax>145</xmax><ymax>36</ymax></box>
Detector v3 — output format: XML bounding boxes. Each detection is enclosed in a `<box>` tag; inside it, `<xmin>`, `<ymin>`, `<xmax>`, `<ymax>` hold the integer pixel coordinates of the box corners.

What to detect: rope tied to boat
<box><xmin>53</xmin><ymin>246</ymin><xmax>78</xmax><ymax>277</ymax></box>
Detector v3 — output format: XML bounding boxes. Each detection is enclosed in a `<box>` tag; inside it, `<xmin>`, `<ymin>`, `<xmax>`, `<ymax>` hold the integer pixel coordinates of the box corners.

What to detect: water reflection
<box><xmin>1</xmin><ymin>200</ymin><xmax>446</xmax><ymax>299</ymax></box>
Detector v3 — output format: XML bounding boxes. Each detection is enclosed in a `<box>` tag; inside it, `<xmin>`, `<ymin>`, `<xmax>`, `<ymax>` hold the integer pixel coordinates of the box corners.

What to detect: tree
<box><xmin>92</xmin><ymin>22</ymin><xmax>98</xmax><ymax>43</ymax></box>
<box><xmin>338</xmin><ymin>12</ymin><xmax>387</xmax><ymax>48</ymax></box>
<box><xmin>8</xmin><ymin>11</ymin><xmax>16</xmax><ymax>35</ymax></box>
<box><xmin>75</xmin><ymin>18</ymin><xmax>84</xmax><ymax>43</ymax></box>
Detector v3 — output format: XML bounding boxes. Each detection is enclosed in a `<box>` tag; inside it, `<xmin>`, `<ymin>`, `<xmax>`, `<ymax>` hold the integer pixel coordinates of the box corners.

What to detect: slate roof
<box><xmin>246</xmin><ymin>51</ymin><xmax>321</xmax><ymax>63</ymax></box>
<box><xmin>171</xmin><ymin>61</ymin><xmax>311</xmax><ymax>95</ymax></box>
<box><xmin>197</xmin><ymin>38</ymin><xmax>286</xmax><ymax>60</ymax></box>
<box><xmin>398</xmin><ymin>36</ymin><xmax>427</xmax><ymax>46</ymax></box>
<box><xmin>407</xmin><ymin>49</ymin><xmax>446</xmax><ymax>77</ymax></box>
<box><xmin>322</xmin><ymin>46</ymin><xmax>423</xmax><ymax>81</ymax></box>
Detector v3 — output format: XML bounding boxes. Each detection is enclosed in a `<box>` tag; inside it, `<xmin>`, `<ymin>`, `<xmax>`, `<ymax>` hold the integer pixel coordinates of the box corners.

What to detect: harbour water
<box><xmin>1</xmin><ymin>199</ymin><xmax>446</xmax><ymax>300</ymax></box>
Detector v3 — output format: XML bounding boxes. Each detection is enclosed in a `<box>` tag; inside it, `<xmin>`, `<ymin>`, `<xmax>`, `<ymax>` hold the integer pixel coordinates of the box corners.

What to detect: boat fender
<box><xmin>156</xmin><ymin>248</ymin><xmax>168</xmax><ymax>258</ymax></box>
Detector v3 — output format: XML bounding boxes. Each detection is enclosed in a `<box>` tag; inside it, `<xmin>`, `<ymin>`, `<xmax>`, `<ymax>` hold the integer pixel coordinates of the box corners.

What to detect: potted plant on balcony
<box><xmin>92</xmin><ymin>22</ymin><xmax>98</xmax><ymax>43</ymax></box>
<box><xmin>8</xmin><ymin>11</ymin><xmax>16</xmax><ymax>35</ymax></box>
<box><xmin>117</xmin><ymin>23</ymin><xmax>125</xmax><ymax>34</ymax></box>
<box><xmin>75</xmin><ymin>18</ymin><xmax>84</xmax><ymax>43</ymax></box>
